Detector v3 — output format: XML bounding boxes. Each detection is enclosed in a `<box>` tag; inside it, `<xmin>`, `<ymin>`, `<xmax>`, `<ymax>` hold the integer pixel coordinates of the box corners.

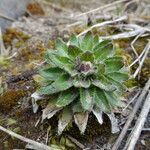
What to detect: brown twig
<box><xmin>112</xmin><ymin>79</ymin><xmax>150</xmax><ymax>150</ymax></box>
<box><xmin>76</xmin><ymin>0</ymin><xmax>131</xmax><ymax>17</ymax></box>
<box><xmin>0</xmin><ymin>13</ymin><xmax>15</xmax><ymax>22</ymax></box>
<box><xmin>66</xmin><ymin>134</ymin><xmax>85</xmax><ymax>149</ymax></box>
<box><xmin>100</xmin><ymin>24</ymin><xmax>150</xmax><ymax>40</ymax></box>
<box><xmin>124</xmin><ymin>91</ymin><xmax>150</xmax><ymax>150</ymax></box>
<box><xmin>0</xmin><ymin>126</ymin><xmax>53</xmax><ymax>150</ymax></box>
<box><xmin>78</xmin><ymin>15</ymin><xmax>128</xmax><ymax>36</ymax></box>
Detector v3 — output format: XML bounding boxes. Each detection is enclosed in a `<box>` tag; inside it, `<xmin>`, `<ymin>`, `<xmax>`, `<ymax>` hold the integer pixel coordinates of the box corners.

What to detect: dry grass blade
<box><xmin>130</xmin><ymin>32</ymin><xmax>145</xmax><ymax>69</ymax></box>
<box><xmin>0</xmin><ymin>27</ymin><xmax>6</xmax><ymax>55</ymax></box>
<box><xmin>122</xmin><ymin>90</ymin><xmax>141</xmax><ymax>112</ymax></box>
<box><xmin>0</xmin><ymin>126</ymin><xmax>53</xmax><ymax>150</ymax></box>
<box><xmin>100</xmin><ymin>24</ymin><xmax>150</xmax><ymax>40</ymax></box>
<box><xmin>76</xmin><ymin>0</ymin><xmax>130</xmax><ymax>17</ymax></box>
<box><xmin>0</xmin><ymin>13</ymin><xmax>15</xmax><ymax>22</ymax></box>
<box><xmin>133</xmin><ymin>41</ymin><xmax>150</xmax><ymax>78</ymax></box>
<box><xmin>78</xmin><ymin>15</ymin><xmax>127</xmax><ymax>36</ymax></box>
<box><xmin>66</xmin><ymin>134</ymin><xmax>85</xmax><ymax>149</ymax></box>
<box><xmin>123</xmin><ymin>91</ymin><xmax>150</xmax><ymax>150</ymax></box>
<box><xmin>112</xmin><ymin>79</ymin><xmax>150</xmax><ymax>150</ymax></box>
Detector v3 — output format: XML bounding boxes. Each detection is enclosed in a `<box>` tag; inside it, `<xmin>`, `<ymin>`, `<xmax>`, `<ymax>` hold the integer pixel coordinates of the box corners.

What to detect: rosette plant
<box><xmin>32</xmin><ymin>32</ymin><xmax>129</xmax><ymax>134</ymax></box>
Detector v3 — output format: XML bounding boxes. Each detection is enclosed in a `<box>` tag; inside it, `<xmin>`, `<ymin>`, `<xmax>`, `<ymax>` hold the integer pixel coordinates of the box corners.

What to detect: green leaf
<box><xmin>68</xmin><ymin>45</ymin><xmax>82</xmax><ymax>59</ymax></box>
<box><xmin>105</xmin><ymin>56</ymin><xmax>124</xmax><ymax>73</ymax></box>
<box><xmin>38</xmin><ymin>74</ymin><xmax>73</xmax><ymax>95</ymax></box>
<box><xmin>56</xmin><ymin>39</ymin><xmax>68</xmax><ymax>57</ymax></box>
<box><xmin>94</xmin><ymin>40</ymin><xmax>113</xmax><ymax>61</ymax></box>
<box><xmin>39</xmin><ymin>67</ymin><xmax>63</xmax><ymax>81</ymax></box>
<box><xmin>106</xmin><ymin>72</ymin><xmax>128</xmax><ymax>82</ymax></box>
<box><xmin>93</xmin><ymin>35</ymin><xmax>99</xmax><ymax>49</ymax></box>
<box><xmin>93</xmin><ymin>39</ymin><xmax>111</xmax><ymax>51</ymax></box>
<box><xmin>81</xmin><ymin>31</ymin><xmax>93</xmax><ymax>51</ymax></box>
<box><xmin>73</xmin><ymin>77</ymin><xmax>91</xmax><ymax>88</ymax></box>
<box><xmin>80</xmin><ymin>88</ymin><xmax>93</xmax><ymax>110</ymax></box>
<box><xmin>44</xmin><ymin>50</ymin><xmax>57</xmax><ymax>66</ymax></box>
<box><xmin>56</xmin><ymin>90</ymin><xmax>78</xmax><ymax>107</ymax></box>
<box><xmin>105</xmin><ymin>75</ymin><xmax>126</xmax><ymax>92</ymax></box>
<box><xmin>72</xmin><ymin>101</ymin><xmax>84</xmax><ymax>113</ymax></box>
<box><xmin>80</xmin><ymin>51</ymin><xmax>94</xmax><ymax>62</ymax></box>
<box><xmin>104</xmin><ymin>91</ymin><xmax>122</xmax><ymax>108</ymax></box>
<box><xmin>69</xmin><ymin>35</ymin><xmax>79</xmax><ymax>47</ymax></box>
<box><xmin>96</xmin><ymin>63</ymin><xmax>105</xmax><ymax>74</ymax></box>
<box><xmin>45</xmin><ymin>51</ymin><xmax>74</xmax><ymax>75</ymax></box>
<box><xmin>92</xmin><ymin>78</ymin><xmax>115</xmax><ymax>91</ymax></box>
<box><xmin>58</xmin><ymin>107</ymin><xmax>72</xmax><ymax>135</ymax></box>
<box><xmin>94</xmin><ymin>87</ymin><xmax>111</xmax><ymax>113</ymax></box>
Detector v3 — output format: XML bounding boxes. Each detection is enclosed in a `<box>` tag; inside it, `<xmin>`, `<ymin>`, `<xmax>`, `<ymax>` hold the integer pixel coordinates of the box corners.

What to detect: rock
<box><xmin>0</xmin><ymin>0</ymin><xmax>30</xmax><ymax>31</ymax></box>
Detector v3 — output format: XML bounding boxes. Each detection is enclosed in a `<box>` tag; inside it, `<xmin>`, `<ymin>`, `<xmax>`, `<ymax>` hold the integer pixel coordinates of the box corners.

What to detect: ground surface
<box><xmin>0</xmin><ymin>0</ymin><xmax>150</xmax><ymax>149</ymax></box>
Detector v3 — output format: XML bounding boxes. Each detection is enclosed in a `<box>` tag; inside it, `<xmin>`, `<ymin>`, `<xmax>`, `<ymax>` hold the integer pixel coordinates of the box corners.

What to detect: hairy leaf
<box><xmin>45</xmin><ymin>51</ymin><xmax>74</xmax><ymax>75</ymax></box>
<box><xmin>80</xmin><ymin>51</ymin><xmax>94</xmax><ymax>62</ymax></box>
<box><xmin>106</xmin><ymin>71</ymin><xmax>128</xmax><ymax>82</ymax></box>
<box><xmin>56</xmin><ymin>90</ymin><xmax>78</xmax><ymax>107</ymax></box>
<box><xmin>93</xmin><ymin>35</ymin><xmax>99</xmax><ymax>49</ymax></box>
<box><xmin>72</xmin><ymin>101</ymin><xmax>84</xmax><ymax>113</ymax></box>
<box><xmin>92</xmin><ymin>79</ymin><xmax>115</xmax><ymax>91</ymax></box>
<box><xmin>94</xmin><ymin>87</ymin><xmax>111</xmax><ymax>112</ymax></box>
<box><xmin>96</xmin><ymin>63</ymin><xmax>105</xmax><ymax>74</ymax></box>
<box><xmin>74</xmin><ymin>111</ymin><xmax>89</xmax><ymax>133</ymax></box>
<box><xmin>80</xmin><ymin>88</ymin><xmax>93</xmax><ymax>110</ymax></box>
<box><xmin>73</xmin><ymin>77</ymin><xmax>91</xmax><ymax>88</ymax></box>
<box><xmin>68</xmin><ymin>45</ymin><xmax>82</xmax><ymax>59</ymax></box>
<box><xmin>81</xmin><ymin>31</ymin><xmax>93</xmax><ymax>51</ymax></box>
<box><xmin>69</xmin><ymin>35</ymin><xmax>79</xmax><ymax>47</ymax></box>
<box><xmin>56</xmin><ymin>39</ymin><xmax>68</xmax><ymax>57</ymax></box>
<box><xmin>105</xmin><ymin>56</ymin><xmax>124</xmax><ymax>73</ymax></box>
<box><xmin>104</xmin><ymin>91</ymin><xmax>122</xmax><ymax>108</ymax></box>
<box><xmin>58</xmin><ymin>107</ymin><xmax>72</xmax><ymax>135</ymax></box>
<box><xmin>105</xmin><ymin>75</ymin><xmax>127</xmax><ymax>92</ymax></box>
<box><xmin>39</xmin><ymin>67</ymin><xmax>63</xmax><ymax>81</ymax></box>
<box><xmin>94</xmin><ymin>40</ymin><xmax>113</xmax><ymax>61</ymax></box>
<box><xmin>38</xmin><ymin>74</ymin><xmax>73</xmax><ymax>95</ymax></box>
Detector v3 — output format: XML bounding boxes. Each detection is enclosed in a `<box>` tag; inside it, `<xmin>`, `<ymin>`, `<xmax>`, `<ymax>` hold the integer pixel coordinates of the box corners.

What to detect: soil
<box><xmin>0</xmin><ymin>0</ymin><xmax>150</xmax><ymax>150</ymax></box>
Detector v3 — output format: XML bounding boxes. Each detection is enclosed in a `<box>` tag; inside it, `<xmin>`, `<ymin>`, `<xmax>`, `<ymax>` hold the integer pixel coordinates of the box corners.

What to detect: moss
<box><xmin>138</xmin><ymin>58</ymin><xmax>150</xmax><ymax>86</ymax></box>
<box><xmin>115</xmin><ymin>43</ymin><xmax>132</xmax><ymax>66</ymax></box>
<box><xmin>18</xmin><ymin>41</ymin><xmax>46</xmax><ymax>61</ymax></box>
<box><xmin>125</xmin><ymin>78</ymin><xmax>139</xmax><ymax>88</ymax></box>
<box><xmin>47</xmin><ymin>40</ymin><xmax>55</xmax><ymax>49</ymax></box>
<box><xmin>0</xmin><ymin>90</ymin><xmax>26</xmax><ymax>113</ymax></box>
<box><xmin>0</xmin><ymin>56</ymin><xmax>10</xmax><ymax>67</ymax></box>
<box><xmin>27</xmin><ymin>2</ymin><xmax>45</xmax><ymax>16</ymax></box>
<box><xmin>71</xmin><ymin>26</ymin><xmax>85</xmax><ymax>34</ymax></box>
<box><xmin>3</xmin><ymin>28</ymin><xmax>30</xmax><ymax>48</ymax></box>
